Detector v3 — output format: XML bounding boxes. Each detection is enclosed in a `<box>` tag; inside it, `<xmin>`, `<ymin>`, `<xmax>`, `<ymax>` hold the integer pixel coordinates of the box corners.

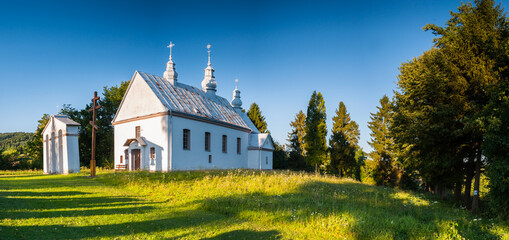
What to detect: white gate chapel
<box><xmin>42</xmin><ymin>115</ymin><xmax>80</xmax><ymax>174</ymax></box>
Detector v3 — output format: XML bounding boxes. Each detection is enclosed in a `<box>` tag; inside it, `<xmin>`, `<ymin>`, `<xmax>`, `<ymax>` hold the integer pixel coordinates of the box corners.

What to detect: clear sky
<box><xmin>1</xmin><ymin>0</ymin><xmax>504</xmax><ymax>152</ymax></box>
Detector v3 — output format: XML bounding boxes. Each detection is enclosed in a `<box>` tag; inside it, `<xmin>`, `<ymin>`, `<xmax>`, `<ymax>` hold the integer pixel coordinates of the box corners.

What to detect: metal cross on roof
<box><xmin>207</xmin><ymin>44</ymin><xmax>211</xmax><ymax>66</ymax></box>
<box><xmin>235</xmin><ymin>78</ymin><xmax>238</xmax><ymax>89</ymax></box>
<box><xmin>167</xmin><ymin>42</ymin><xmax>175</xmax><ymax>57</ymax></box>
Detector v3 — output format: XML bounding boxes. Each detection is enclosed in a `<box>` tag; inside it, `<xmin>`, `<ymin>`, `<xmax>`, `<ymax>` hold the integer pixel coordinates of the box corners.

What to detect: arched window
<box><xmin>45</xmin><ymin>134</ymin><xmax>49</xmax><ymax>168</ymax></box>
<box><xmin>120</xmin><ymin>155</ymin><xmax>123</xmax><ymax>164</ymax></box>
<box><xmin>222</xmin><ymin>135</ymin><xmax>227</xmax><ymax>153</ymax></box>
<box><xmin>51</xmin><ymin>132</ymin><xmax>56</xmax><ymax>172</ymax></box>
<box><xmin>150</xmin><ymin>147</ymin><xmax>155</xmax><ymax>159</ymax></box>
<box><xmin>204</xmin><ymin>132</ymin><xmax>211</xmax><ymax>152</ymax></box>
<box><xmin>183</xmin><ymin>129</ymin><xmax>191</xmax><ymax>150</ymax></box>
<box><xmin>237</xmin><ymin>137</ymin><xmax>241</xmax><ymax>155</ymax></box>
<box><xmin>58</xmin><ymin>130</ymin><xmax>63</xmax><ymax>172</ymax></box>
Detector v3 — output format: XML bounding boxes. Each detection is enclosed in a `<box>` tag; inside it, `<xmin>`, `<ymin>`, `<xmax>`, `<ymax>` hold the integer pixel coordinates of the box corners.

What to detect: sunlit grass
<box><xmin>0</xmin><ymin>169</ymin><xmax>507</xmax><ymax>239</ymax></box>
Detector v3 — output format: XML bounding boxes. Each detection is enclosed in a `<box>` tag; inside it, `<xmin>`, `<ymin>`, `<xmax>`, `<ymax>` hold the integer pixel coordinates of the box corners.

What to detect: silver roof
<box><xmin>138</xmin><ymin>71</ymin><xmax>251</xmax><ymax>130</ymax></box>
<box><xmin>54</xmin><ymin>115</ymin><xmax>80</xmax><ymax>126</ymax></box>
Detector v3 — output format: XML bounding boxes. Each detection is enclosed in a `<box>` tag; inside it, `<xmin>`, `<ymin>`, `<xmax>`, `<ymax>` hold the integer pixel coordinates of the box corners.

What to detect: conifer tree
<box><xmin>286</xmin><ymin>110</ymin><xmax>307</xmax><ymax>170</ymax></box>
<box><xmin>247</xmin><ymin>103</ymin><xmax>268</xmax><ymax>133</ymax></box>
<box><xmin>328</xmin><ymin>101</ymin><xmax>359</xmax><ymax>177</ymax></box>
<box><xmin>287</xmin><ymin>110</ymin><xmax>306</xmax><ymax>155</ymax></box>
<box><xmin>369</xmin><ymin>95</ymin><xmax>397</xmax><ymax>186</ymax></box>
<box><xmin>304</xmin><ymin>91</ymin><xmax>327</xmax><ymax>174</ymax></box>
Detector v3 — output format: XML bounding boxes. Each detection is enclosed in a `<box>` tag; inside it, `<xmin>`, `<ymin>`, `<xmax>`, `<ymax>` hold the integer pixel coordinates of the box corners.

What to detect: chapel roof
<box><xmin>137</xmin><ymin>71</ymin><xmax>252</xmax><ymax>130</ymax></box>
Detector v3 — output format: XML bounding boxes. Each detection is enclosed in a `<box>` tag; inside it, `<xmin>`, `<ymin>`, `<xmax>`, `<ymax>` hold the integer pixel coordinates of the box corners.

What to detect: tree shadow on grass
<box><xmin>201</xmin><ymin>230</ymin><xmax>281</xmax><ymax>240</ymax></box>
<box><xmin>196</xmin><ymin>180</ymin><xmax>501</xmax><ymax>240</ymax></box>
<box><xmin>0</xmin><ymin>174</ymin><xmax>282</xmax><ymax>240</ymax></box>
<box><xmin>0</xmin><ymin>209</ymin><xmax>282</xmax><ymax>240</ymax></box>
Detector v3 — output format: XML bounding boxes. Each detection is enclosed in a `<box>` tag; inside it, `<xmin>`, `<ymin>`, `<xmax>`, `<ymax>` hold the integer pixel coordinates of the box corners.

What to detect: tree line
<box><xmin>264</xmin><ymin>0</ymin><xmax>508</xmax><ymax>219</ymax></box>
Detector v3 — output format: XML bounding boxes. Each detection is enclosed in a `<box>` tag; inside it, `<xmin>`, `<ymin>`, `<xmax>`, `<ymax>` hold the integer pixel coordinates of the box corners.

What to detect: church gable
<box><xmin>113</xmin><ymin>72</ymin><xmax>168</xmax><ymax>123</ymax></box>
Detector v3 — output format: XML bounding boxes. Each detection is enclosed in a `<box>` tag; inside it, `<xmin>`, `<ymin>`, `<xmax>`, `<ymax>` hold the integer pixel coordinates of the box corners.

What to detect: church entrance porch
<box><xmin>132</xmin><ymin>149</ymin><xmax>141</xmax><ymax>170</ymax></box>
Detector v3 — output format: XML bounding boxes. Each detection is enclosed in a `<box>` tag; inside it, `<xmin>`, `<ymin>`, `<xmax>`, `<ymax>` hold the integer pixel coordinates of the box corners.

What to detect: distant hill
<box><xmin>0</xmin><ymin>132</ymin><xmax>33</xmax><ymax>150</ymax></box>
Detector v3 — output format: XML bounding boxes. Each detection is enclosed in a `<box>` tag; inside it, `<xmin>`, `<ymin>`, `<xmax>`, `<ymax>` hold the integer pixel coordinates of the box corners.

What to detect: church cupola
<box><xmin>201</xmin><ymin>44</ymin><xmax>217</xmax><ymax>94</ymax></box>
<box><xmin>163</xmin><ymin>42</ymin><xmax>178</xmax><ymax>85</ymax></box>
<box><xmin>231</xmin><ymin>78</ymin><xmax>242</xmax><ymax>109</ymax></box>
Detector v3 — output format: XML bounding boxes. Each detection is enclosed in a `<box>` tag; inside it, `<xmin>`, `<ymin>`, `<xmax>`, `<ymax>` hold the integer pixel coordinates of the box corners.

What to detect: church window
<box><xmin>205</xmin><ymin>132</ymin><xmax>211</xmax><ymax>151</ymax></box>
<box><xmin>266</xmin><ymin>156</ymin><xmax>268</xmax><ymax>164</ymax></box>
<box><xmin>237</xmin><ymin>138</ymin><xmax>241</xmax><ymax>154</ymax></box>
<box><xmin>150</xmin><ymin>147</ymin><xmax>155</xmax><ymax>159</ymax></box>
<box><xmin>183</xmin><ymin>129</ymin><xmax>191</xmax><ymax>150</ymax></box>
<box><xmin>209</xmin><ymin>155</ymin><xmax>212</xmax><ymax>163</ymax></box>
<box><xmin>120</xmin><ymin>155</ymin><xmax>123</xmax><ymax>164</ymax></box>
<box><xmin>222</xmin><ymin>135</ymin><xmax>227</xmax><ymax>153</ymax></box>
<box><xmin>135</xmin><ymin>126</ymin><xmax>140</xmax><ymax>138</ymax></box>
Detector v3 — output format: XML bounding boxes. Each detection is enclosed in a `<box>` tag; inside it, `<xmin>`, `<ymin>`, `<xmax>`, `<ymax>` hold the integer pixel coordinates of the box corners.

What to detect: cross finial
<box><xmin>207</xmin><ymin>44</ymin><xmax>211</xmax><ymax>66</ymax></box>
<box><xmin>167</xmin><ymin>42</ymin><xmax>175</xmax><ymax>59</ymax></box>
<box><xmin>235</xmin><ymin>78</ymin><xmax>238</xmax><ymax>89</ymax></box>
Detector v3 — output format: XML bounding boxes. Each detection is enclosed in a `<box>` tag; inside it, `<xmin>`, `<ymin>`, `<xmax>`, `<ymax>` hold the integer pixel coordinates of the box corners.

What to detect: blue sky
<box><xmin>1</xmin><ymin>0</ymin><xmax>503</xmax><ymax>152</ymax></box>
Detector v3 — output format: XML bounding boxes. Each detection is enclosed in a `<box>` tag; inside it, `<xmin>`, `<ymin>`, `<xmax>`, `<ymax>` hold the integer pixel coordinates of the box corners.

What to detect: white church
<box><xmin>112</xmin><ymin>44</ymin><xmax>274</xmax><ymax>171</ymax></box>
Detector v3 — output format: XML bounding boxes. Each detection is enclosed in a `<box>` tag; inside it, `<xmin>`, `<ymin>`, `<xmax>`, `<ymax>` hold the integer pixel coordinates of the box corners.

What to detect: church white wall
<box><xmin>114</xmin><ymin>74</ymin><xmax>167</xmax><ymax>122</ymax></box>
<box><xmin>171</xmin><ymin>116</ymin><xmax>249</xmax><ymax>170</ymax></box>
<box><xmin>247</xmin><ymin>150</ymin><xmax>273</xmax><ymax>170</ymax></box>
<box><xmin>114</xmin><ymin>115</ymin><xmax>169</xmax><ymax>172</ymax></box>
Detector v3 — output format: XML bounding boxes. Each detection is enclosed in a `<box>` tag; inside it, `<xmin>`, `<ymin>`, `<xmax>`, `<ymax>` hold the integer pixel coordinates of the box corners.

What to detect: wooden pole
<box><xmin>89</xmin><ymin>91</ymin><xmax>102</xmax><ymax>177</ymax></box>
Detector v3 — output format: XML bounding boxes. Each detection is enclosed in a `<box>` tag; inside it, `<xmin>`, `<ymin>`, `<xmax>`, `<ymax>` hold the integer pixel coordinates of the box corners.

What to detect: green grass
<box><xmin>0</xmin><ymin>170</ymin><xmax>507</xmax><ymax>239</ymax></box>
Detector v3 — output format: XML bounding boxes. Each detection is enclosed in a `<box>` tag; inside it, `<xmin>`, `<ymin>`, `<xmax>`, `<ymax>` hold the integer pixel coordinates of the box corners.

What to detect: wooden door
<box><xmin>132</xmin><ymin>149</ymin><xmax>140</xmax><ymax>170</ymax></box>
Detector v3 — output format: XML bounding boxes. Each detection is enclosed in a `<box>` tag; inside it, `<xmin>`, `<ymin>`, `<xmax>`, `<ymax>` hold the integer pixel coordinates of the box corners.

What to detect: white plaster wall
<box><xmin>114</xmin><ymin>73</ymin><xmax>167</xmax><ymax>122</ymax></box>
<box><xmin>247</xmin><ymin>150</ymin><xmax>273</xmax><ymax>170</ymax></box>
<box><xmin>247</xmin><ymin>150</ymin><xmax>260</xmax><ymax>169</ymax></box>
<box><xmin>66</xmin><ymin>126</ymin><xmax>80</xmax><ymax>173</ymax></box>
<box><xmin>171</xmin><ymin>116</ymin><xmax>249</xmax><ymax>170</ymax></box>
<box><xmin>261</xmin><ymin>150</ymin><xmax>273</xmax><ymax>170</ymax></box>
<box><xmin>114</xmin><ymin>115</ymin><xmax>169</xmax><ymax>171</ymax></box>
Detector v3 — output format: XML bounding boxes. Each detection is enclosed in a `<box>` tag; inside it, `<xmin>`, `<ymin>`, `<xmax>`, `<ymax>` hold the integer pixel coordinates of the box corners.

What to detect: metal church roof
<box><xmin>137</xmin><ymin>71</ymin><xmax>251</xmax><ymax>130</ymax></box>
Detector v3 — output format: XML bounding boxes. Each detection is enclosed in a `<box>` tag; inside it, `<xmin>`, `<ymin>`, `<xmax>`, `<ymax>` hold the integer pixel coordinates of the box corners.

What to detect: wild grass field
<box><xmin>0</xmin><ymin>169</ymin><xmax>507</xmax><ymax>239</ymax></box>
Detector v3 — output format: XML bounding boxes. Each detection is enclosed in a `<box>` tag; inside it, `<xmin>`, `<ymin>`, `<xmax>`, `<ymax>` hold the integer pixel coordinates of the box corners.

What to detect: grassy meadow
<box><xmin>0</xmin><ymin>169</ymin><xmax>507</xmax><ymax>239</ymax></box>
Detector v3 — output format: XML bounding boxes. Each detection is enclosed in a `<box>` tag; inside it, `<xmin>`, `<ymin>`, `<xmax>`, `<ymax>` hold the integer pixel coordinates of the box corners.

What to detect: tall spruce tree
<box><xmin>286</xmin><ymin>110</ymin><xmax>307</xmax><ymax>170</ymax></box>
<box><xmin>368</xmin><ymin>95</ymin><xmax>397</xmax><ymax>186</ymax></box>
<box><xmin>247</xmin><ymin>103</ymin><xmax>268</xmax><ymax>133</ymax></box>
<box><xmin>328</xmin><ymin>101</ymin><xmax>359</xmax><ymax>177</ymax></box>
<box><xmin>304</xmin><ymin>91</ymin><xmax>327</xmax><ymax>174</ymax></box>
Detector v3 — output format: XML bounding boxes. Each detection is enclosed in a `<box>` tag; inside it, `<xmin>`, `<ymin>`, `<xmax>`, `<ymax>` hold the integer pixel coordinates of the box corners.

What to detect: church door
<box><xmin>132</xmin><ymin>149</ymin><xmax>140</xmax><ymax>170</ymax></box>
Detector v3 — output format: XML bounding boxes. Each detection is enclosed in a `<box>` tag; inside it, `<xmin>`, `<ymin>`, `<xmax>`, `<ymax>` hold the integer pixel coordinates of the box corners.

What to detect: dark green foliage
<box><xmin>284</xmin><ymin>110</ymin><xmax>308</xmax><ymax>171</ymax></box>
<box><xmin>304</xmin><ymin>91</ymin><xmax>327</xmax><ymax>173</ymax></box>
<box><xmin>26</xmin><ymin>114</ymin><xmax>50</xmax><ymax>169</ymax></box>
<box><xmin>247</xmin><ymin>103</ymin><xmax>268</xmax><ymax>133</ymax></box>
<box><xmin>60</xmin><ymin>81</ymin><xmax>130</xmax><ymax>168</ymax></box>
<box><xmin>354</xmin><ymin>149</ymin><xmax>366</xmax><ymax>182</ymax></box>
<box><xmin>328</xmin><ymin>101</ymin><xmax>359</xmax><ymax>178</ymax></box>
<box><xmin>272</xmin><ymin>140</ymin><xmax>289</xmax><ymax>170</ymax></box>
<box><xmin>392</xmin><ymin>0</ymin><xmax>509</xmax><ymax>215</ymax></box>
<box><xmin>0</xmin><ymin>132</ymin><xmax>33</xmax><ymax>150</ymax></box>
<box><xmin>369</xmin><ymin>95</ymin><xmax>398</xmax><ymax>186</ymax></box>
<box><xmin>483</xmin><ymin>68</ymin><xmax>509</xmax><ymax>219</ymax></box>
